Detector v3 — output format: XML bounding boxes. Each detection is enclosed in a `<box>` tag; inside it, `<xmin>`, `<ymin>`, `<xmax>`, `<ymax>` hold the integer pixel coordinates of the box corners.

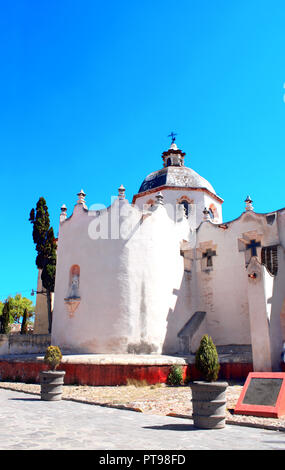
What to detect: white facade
<box><xmin>45</xmin><ymin>142</ymin><xmax>285</xmax><ymax>372</ymax></box>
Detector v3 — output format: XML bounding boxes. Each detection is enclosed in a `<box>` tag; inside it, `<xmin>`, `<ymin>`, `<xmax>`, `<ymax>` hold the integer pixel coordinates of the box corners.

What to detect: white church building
<box><xmin>35</xmin><ymin>139</ymin><xmax>285</xmax><ymax>373</ymax></box>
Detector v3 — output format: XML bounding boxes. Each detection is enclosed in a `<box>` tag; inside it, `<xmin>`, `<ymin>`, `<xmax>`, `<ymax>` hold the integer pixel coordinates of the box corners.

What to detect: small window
<box><xmin>167</xmin><ymin>158</ymin><xmax>172</xmax><ymax>167</ymax></box>
<box><xmin>261</xmin><ymin>246</ymin><xmax>278</xmax><ymax>276</ymax></box>
<box><xmin>180</xmin><ymin>200</ymin><xmax>191</xmax><ymax>218</ymax></box>
<box><xmin>208</xmin><ymin>208</ymin><xmax>215</xmax><ymax>219</ymax></box>
<box><xmin>209</xmin><ymin>203</ymin><xmax>218</xmax><ymax>220</ymax></box>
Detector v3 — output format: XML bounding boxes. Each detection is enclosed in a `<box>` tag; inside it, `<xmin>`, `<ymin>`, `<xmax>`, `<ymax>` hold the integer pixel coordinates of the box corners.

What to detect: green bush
<box><xmin>195</xmin><ymin>335</ymin><xmax>220</xmax><ymax>382</ymax></box>
<box><xmin>44</xmin><ymin>345</ymin><xmax>62</xmax><ymax>371</ymax></box>
<box><xmin>167</xmin><ymin>365</ymin><xmax>183</xmax><ymax>386</ymax></box>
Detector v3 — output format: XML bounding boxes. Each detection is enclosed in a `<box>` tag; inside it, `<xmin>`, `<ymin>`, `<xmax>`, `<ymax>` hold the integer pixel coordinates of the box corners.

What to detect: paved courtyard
<box><xmin>0</xmin><ymin>388</ymin><xmax>284</xmax><ymax>451</ymax></box>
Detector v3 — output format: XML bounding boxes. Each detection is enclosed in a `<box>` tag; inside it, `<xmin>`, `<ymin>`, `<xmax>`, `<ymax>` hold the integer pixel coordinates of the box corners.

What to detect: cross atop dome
<box><xmin>168</xmin><ymin>132</ymin><xmax>177</xmax><ymax>144</ymax></box>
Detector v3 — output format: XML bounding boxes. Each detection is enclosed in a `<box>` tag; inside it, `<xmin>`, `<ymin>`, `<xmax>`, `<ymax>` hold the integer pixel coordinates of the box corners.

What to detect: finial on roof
<box><xmin>60</xmin><ymin>204</ymin><xmax>67</xmax><ymax>223</ymax></box>
<box><xmin>118</xmin><ymin>184</ymin><xmax>126</xmax><ymax>200</ymax></box>
<box><xmin>77</xmin><ymin>189</ymin><xmax>86</xmax><ymax>205</ymax></box>
<box><xmin>245</xmin><ymin>195</ymin><xmax>254</xmax><ymax>211</ymax></box>
<box><xmin>170</xmin><ymin>142</ymin><xmax>178</xmax><ymax>151</ymax></box>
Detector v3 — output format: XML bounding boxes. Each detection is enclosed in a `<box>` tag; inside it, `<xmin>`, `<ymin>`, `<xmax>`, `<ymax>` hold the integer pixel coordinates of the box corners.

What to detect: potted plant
<box><xmin>40</xmin><ymin>345</ymin><xmax>65</xmax><ymax>401</ymax></box>
<box><xmin>190</xmin><ymin>335</ymin><xmax>228</xmax><ymax>429</ymax></box>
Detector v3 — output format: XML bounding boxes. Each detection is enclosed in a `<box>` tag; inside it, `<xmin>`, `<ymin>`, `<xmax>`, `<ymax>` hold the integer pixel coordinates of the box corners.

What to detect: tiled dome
<box><xmin>138</xmin><ymin>142</ymin><xmax>216</xmax><ymax>195</ymax></box>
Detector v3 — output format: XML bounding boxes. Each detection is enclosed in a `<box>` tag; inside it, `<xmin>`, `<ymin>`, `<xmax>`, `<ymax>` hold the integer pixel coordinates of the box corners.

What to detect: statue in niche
<box><xmin>66</xmin><ymin>265</ymin><xmax>80</xmax><ymax>300</ymax></box>
<box><xmin>64</xmin><ymin>265</ymin><xmax>81</xmax><ymax>318</ymax></box>
<box><xmin>69</xmin><ymin>274</ymin><xmax>80</xmax><ymax>299</ymax></box>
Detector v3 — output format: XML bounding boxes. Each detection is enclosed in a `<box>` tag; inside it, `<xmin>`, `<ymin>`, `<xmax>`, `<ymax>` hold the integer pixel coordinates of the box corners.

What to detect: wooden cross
<box><xmin>202</xmin><ymin>248</ymin><xmax>217</xmax><ymax>267</ymax></box>
<box><xmin>246</xmin><ymin>239</ymin><xmax>261</xmax><ymax>257</ymax></box>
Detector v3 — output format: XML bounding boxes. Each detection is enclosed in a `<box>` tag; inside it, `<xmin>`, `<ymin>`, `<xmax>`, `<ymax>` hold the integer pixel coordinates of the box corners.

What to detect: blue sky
<box><xmin>0</xmin><ymin>0</ymin><xmax>285</xmax><ymax>302</ymax></box>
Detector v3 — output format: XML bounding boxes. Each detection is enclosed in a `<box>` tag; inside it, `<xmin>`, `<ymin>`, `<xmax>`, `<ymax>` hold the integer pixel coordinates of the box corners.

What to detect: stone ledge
<box><xmin>0</xmin><ymin>351</ymin><xmax>252</xmax><ymax>365</ymax></box>
<box><xmin>0</xmin><ymin>353</ymin><xmax>188</xmax><ymax>366</ymax></box>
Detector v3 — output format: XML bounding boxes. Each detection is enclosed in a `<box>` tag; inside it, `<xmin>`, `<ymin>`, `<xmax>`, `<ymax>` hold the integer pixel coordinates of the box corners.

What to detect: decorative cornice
<box><xmin>162</xmin><ymin>148</ymin><xmax>186</xmax><ymax>157</ymax></box>
<box><xmin>132</xmin><ymin>185</ymin><xmax>224</xmax><ymax>205</ymax></box>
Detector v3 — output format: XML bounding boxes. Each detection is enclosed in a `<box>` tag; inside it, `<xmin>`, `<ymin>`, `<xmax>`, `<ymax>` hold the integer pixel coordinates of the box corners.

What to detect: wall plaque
<box><xmin>234</xmin><ymin>372</ymin><xmax>285</xmax><ymax>418</ymax></box>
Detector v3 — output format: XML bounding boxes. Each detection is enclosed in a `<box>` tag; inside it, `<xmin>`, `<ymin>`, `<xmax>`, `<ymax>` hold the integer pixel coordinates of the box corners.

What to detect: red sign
<box><xmin>234</xmin><ymin>372</ymin><xmax>285</xmax><ymax>418</ymax></box>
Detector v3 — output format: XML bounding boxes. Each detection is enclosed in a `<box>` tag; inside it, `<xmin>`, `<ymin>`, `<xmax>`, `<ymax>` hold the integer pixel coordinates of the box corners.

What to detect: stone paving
<box><xmin>1</xmin><ymin>388</ymin><xmax>285</xmax><ymax>451</ymax></box>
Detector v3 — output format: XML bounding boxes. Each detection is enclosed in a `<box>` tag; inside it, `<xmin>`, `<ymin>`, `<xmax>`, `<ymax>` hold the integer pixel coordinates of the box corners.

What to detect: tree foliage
<box><xmin>29</xmin><ymin>198</ymin><xmax>57</xmax><ymax>291</ymax></box>
<box><xmin>195</xmin><ymin>335</ymin><xmax>220</xmax><ymax>382</ymax></box>
<box><xmin>0</xmin><ymin>294</ymin><xmax>35</xmax><ymax>324</ymax></box>
<box><xmin>21</xmin><ymin>308</ymin><xmax>29</xmax><ymax>334</ymax></box>
<box><xmin>29</xmin><ymin>197</ymin><xmax>57</xmax><ymax>333</ymax></box>
<box><xmin>41</xmin><ymin>228</ymin><xmax>57</xmax><ymax>293</ymax></box>
<box><xmin>0</xmin><ymin>300</ymin><xmax>10</xmax><ymax>334</ymax></box>
<box><xmin>29</xmin><ymin>198</ymin><xmax>50</xmax><ymax>270</ymax></box>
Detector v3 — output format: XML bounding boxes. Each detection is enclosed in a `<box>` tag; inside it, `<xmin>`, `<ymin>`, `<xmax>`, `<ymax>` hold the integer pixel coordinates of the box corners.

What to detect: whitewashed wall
<box><xmin>51</xmin><ymin>198</ymin><xmax>190</xmax><ymax>354</ymax></box>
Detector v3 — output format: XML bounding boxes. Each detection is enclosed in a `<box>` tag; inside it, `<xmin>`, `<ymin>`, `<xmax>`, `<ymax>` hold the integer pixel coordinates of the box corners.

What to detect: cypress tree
<box><xmin>41</xmin><ymin>227</ymin><xmax>57</xmax><ymax>292</ymax></box>
<box><xmin>0</xmin><ymin>300</ymin><xmax>10</xmax><ymax>334</ymax></box>
<box><xmin>29</xmin><ymin>198</ymin><xmax>50</xmax><ymax>270</ymax></box>
<box><xmin>29</xmin><ymin>197</ymin><xmax>57</xmax><ymax>333</ymax></box>
<box><xmin>21</xmin><ymin>308</ymin><xmax>28</xmax><ymax>335</ymax></box>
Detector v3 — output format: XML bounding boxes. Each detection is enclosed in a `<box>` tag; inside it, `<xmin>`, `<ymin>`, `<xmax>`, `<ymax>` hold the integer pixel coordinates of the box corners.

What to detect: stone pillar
<box><xmin>33</xmin><ymin>270</ymin><xmax>49</xmax><ymax>334</ymax></box>
<box><xmin>247</xmin><ymin>257</ymin><xmax>273</xmax><ymax>371</ymax></box>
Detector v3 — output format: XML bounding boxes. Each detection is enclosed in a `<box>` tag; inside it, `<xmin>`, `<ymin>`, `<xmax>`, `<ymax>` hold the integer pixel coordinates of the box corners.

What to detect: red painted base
<box><xmin>0</xmin><ymin>359</ymin><xmax>253</xmax><ymax>386</ymax></box>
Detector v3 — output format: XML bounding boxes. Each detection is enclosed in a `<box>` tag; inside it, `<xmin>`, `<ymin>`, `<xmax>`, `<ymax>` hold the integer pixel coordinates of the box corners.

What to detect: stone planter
<box><xmin>190</xmin><ymin>381</ymin><xmax>228</xmax><ymax>429</ymax></box>
<box><xmin>40</xmin><ymin>370</ymin><xmax>66</xmax><ymax>401</ymax></box>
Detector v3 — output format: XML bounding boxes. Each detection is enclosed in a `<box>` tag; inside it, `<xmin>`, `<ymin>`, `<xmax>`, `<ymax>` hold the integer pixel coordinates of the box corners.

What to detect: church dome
<box><xmin>138</xmin><ymin>141</ymin><xmax>216</xmax><ymax>195</ymax></box>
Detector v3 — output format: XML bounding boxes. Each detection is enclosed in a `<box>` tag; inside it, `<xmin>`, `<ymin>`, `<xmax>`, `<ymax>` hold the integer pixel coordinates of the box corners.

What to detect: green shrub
<box><xmin>167</xmin><ymin>365</ymin><xmax>183</xmax><ymax>386</ymax></box>
<box><xmin>195</xmin><ymin>335</ymin><xmax>220</xmax><ymax>382</ymax></box>
<box><xmin>44</xmin><ymin>345</ymin><xmax>62</xmax><ymax>371</ymax></box>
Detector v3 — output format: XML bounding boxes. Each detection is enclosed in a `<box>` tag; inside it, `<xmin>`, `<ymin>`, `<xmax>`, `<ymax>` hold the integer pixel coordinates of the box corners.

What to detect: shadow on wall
<box><xmin>127</xmin><ymin>281</ymin><xmax>159</xmax><ymax>354</ymax></box>
<box><xmin>177</xmin><ymin>311</ymin><xmax>206</xmax><ymax>354</ymax></box>
<box><xmin>162</xmin><ymin>272</ymin><xmax>207</xmax><ymax>355</ymax></box>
